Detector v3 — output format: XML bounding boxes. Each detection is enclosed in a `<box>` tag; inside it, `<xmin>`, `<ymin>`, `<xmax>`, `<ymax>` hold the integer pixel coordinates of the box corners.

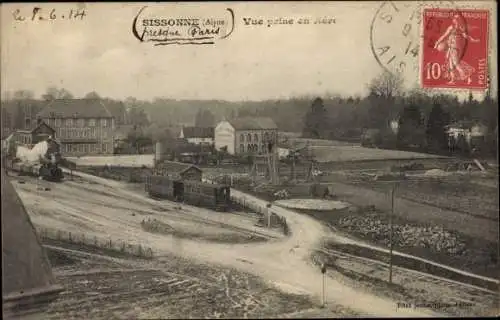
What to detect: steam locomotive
<box><xmin>3</xmin><ymin>137</ymin><xmax>64</xmax><ymax>182</ymax></box>
<box><xmin>145</xmin><ymin>175</ymin><xmax>231</xmax><ymax>211</ymax></box>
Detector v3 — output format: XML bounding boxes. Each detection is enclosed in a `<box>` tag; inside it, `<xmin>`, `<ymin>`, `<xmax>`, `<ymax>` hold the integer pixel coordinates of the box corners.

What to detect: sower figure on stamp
<box><xmin>434</xmin><ymin>14</ymin><xmax>480</xmax><ymax>85</ymax></box>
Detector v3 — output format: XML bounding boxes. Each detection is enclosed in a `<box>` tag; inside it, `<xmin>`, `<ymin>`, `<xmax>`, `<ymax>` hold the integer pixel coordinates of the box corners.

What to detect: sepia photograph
<box><xmin>1</xmin><ymin>1</ymin><xmax>498</xmax><ymax>319</ymax></box>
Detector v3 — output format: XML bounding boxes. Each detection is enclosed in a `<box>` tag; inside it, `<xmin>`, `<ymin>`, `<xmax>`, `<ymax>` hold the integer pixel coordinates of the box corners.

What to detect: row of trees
<box><xmin>301</xmin><ymin>71</ymin><xmax>497</xmax><ymax>157</ymax></box>
<box><xmin>2</xmin><ymin>71</ymin><xmax>498</xmax><ymax>158</ymax></box>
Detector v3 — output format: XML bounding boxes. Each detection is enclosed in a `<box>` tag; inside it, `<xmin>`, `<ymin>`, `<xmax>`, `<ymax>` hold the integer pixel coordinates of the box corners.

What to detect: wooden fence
<box><xmin>37</xmin><ymin>227</ymin><xmax>154</xmax><ymax>259</ymax></box>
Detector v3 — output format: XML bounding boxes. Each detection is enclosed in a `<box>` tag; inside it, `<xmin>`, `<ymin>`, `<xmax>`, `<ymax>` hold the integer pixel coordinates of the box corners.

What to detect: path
<box><xmin>55</xmin><ymin>169</ymin><xmax>440</xmax><ymax>317</ymax></box>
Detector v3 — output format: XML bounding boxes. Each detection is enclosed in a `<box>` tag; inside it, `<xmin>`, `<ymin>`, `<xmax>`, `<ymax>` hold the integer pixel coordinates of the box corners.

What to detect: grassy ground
<box><xmin>336</xmin><ymin>176</ymin><xmax>498</xmax><ymax>221</ymax></box>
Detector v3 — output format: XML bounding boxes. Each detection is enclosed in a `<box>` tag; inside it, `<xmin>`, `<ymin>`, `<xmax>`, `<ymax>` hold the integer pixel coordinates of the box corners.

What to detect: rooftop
<box><xmin>156</xmin><ymin>160</ymin><xmax>202</xmax><ymax>175</ymax></box>
<box><xmin>1</xmin><ymin>166</ymin><xmax>63</xmax><ymax>315</ymax></box>
<box><xmin>228</xmin><ymin>117</ymin><xmax>278</xmax><ymax>130</ymax></box>
<box><xmin>37</xmin><ymin>99</ymin><xmax>113</xmax><ymax>119</ymax></box>
<box><xmin>181</xmin><ymin>126</ymin><xmax>214</xmax><ymax>139</ymax></box>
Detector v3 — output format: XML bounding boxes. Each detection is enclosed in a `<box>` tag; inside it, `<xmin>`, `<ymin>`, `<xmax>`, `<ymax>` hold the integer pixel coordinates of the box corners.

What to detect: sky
<box><xmin>1</xmin><ymin>1</ymin><xmax>497</xmax><ymax>101</ymax></box>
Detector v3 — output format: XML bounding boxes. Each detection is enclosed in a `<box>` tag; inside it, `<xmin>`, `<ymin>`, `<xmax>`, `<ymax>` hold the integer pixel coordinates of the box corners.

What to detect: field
<box><xmin>310</xmin><ymin>145</ymin><xmax>446</xmax><ymax>163</ymax></box>
<box><xmin>44</xmin><ymin>246</ymin><xmax>321</xmax><ymax>319</ymax></box>
<box><xmin>341</xmin><ymin>175</ymin><xmax>498</xmax><ymax>221</ymax></box>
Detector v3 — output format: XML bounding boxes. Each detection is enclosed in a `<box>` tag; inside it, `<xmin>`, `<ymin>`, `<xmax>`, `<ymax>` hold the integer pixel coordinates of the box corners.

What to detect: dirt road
<box><xmin>38</xmin><ymin>173</ymin><xmax>442</xmax><ymax>317</ymax></box>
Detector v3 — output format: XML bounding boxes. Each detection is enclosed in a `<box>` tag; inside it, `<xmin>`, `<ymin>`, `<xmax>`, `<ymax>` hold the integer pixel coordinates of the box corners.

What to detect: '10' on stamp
<box><xmin>421</xmin><ymin>9</ymin><xmax>489</xmax><ymax>90</ymax></box>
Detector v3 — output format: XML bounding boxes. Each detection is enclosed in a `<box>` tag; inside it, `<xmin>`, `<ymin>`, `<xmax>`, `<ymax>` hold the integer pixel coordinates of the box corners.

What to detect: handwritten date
<box><xmin>13</xmin><ymin>7</ymin><xmax>86</xmax><ymax>22</ymax></box>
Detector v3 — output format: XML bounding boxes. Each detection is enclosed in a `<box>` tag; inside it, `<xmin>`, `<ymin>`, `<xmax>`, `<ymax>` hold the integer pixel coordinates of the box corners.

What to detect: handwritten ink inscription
<box><xmin>242</xmin><ymin>16</ymin><xmax>336</xmax><ymax>27</ymax></box>
<box><xmin>13</xmin><ymin>6</ymin><xmax>87</xmax><ymax>22</ymax></box>
<box><xmin>132</xmin><ymin>6</ymin><xmax>234</xmax><ymax>46</ymax></box>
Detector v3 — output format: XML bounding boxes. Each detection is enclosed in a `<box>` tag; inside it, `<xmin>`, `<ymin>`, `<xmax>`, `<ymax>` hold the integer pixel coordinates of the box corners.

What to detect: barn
<box><xmin>155</xmin><ymin>160</ymin><xmax>203</xmax><ymax>181</ymax></box>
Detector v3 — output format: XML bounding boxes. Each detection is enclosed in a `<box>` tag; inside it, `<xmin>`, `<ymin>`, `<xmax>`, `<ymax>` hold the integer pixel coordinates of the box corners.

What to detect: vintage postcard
<box><xmin>1</xmin><ymin>1</ymin><xmax>498</xmax><ymax>319</ymax></box>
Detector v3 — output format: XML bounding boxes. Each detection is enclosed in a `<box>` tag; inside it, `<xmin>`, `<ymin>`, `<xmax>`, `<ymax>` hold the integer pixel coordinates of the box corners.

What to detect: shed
<box><xmin>1</xmin><ymin>165</ymin><xmax>63</xmax><ymax>318</ymax></box>
<box><xmin>155</xmin><ymin>160</ymin><xmax>203</xmax><ymax>181</ymax></box>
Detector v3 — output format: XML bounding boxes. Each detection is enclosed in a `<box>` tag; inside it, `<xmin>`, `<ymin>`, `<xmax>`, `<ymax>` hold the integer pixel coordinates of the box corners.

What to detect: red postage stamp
<box><xmin>421</xmin><ymin>8</ymin><xmax>489</xmax><ymax>90</ymax></box>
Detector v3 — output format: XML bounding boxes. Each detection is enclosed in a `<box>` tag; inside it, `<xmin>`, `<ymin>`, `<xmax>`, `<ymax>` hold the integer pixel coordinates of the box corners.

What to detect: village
<box><xmin>1</xmin><ymin>2</ymin><xmax>498</xmax><ymax>319</ymax></box>
<box><xmin>2</xmin><ymin>90</ymin><xmax>498</xmax><ymax>319</ymax></box>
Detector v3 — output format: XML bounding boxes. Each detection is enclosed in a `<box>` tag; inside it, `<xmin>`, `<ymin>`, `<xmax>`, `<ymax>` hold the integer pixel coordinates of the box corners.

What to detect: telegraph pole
<box><xmin>321</xmin><ymin>263</ymin><xmax>326</xmax><ymax>308</ymax></box>
<box><xmin>389</xmin><ymin>182</ymin><xmax>396</xmax><ymax>284</ymax></box>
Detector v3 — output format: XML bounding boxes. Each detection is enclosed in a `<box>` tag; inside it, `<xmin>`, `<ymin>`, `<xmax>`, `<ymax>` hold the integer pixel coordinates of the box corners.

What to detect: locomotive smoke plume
<box><xmin>15</xmin><ymin>141</ymin><xmax>49</xmax><ymax>164</ymax></box>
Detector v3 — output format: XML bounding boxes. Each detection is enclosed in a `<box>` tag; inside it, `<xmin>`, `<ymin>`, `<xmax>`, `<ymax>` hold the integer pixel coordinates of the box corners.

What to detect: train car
<box><xmin>145</xmin><ymin>175</ymin><xmax>231</xmax><ymax>211</ymax></box>
<box><xmin>8</xmin><ymin>160</ymin><xmax>64</xmax><ymax>182</ymax></box>
<box><xmin>145</xmin><ymin>175</ymin><xmax>184</xmax><ymax>201</ymax></box>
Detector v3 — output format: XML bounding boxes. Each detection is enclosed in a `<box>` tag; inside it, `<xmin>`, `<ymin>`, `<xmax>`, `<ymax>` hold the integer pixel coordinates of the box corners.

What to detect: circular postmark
<box><xmin>370</xmin><ymin>1</ymin><xmax>460</xmax><ymax>78</ymax></box>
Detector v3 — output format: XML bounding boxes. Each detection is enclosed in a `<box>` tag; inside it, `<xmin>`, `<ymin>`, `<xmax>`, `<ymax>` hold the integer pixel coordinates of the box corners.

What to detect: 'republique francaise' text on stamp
<box><xmin>421</xmin><ymin>8</ymin><xmax>489</xmax><ymax>90</ymax></box>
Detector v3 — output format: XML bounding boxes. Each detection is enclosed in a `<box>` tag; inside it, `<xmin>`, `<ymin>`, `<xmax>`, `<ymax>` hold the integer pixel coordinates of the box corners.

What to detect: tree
<box><xmin>397</xmin><ymin>104</ymin><xmax>425</xmax><ymax>149</ymax></box>
<box><xmin>195</xmin><ymin>109</ymin><xmax>215</xmax><ymax>128</ymax></box>
<box><xmin>303</xmin><ymin>97</ymin><xmax>329</xmax><ymax>139</ymax></box>
<box><xmin>368</xmin><ymin>70</ymin><xmax>404</xmax><ymax>100</ymax></box>
<box><xmin>42</xmin><ymin>87</ymin><xmax>73</xmax><ymax>100</ymax></box>
<box><xmin>127</xmin><ymin>107</ymin><xmax>150</xmax><ymax>127</ymax></box>
<box><xmin>84</xmin><ymin>91</ymin><xmax>101</xmax><ymax>99</ymax></box>
<box><xmin>426</xmin><ymin>102</ymin><xmax>450</xmax><ymax>154</ymax></box>
<box><xmin>12</xmin><ymin>102</ymin><xmax>25</xmax><ymax>129</ymax></box>
<box><xmin>12</xmin><ymin>90</ymin><xmax>34</xmax><ymax>100</ymax></box>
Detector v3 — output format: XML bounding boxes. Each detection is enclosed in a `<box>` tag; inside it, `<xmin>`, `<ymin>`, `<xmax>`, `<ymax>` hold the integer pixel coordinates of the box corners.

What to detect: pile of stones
<box><xmin>338</xmin><ymin>214</ymin><xmax>467</xmax><ymax>255</ymax></box>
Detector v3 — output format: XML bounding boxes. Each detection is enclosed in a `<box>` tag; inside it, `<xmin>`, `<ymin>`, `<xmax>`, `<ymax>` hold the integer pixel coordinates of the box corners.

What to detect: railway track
<box><xmin>318</xmin><ymin>248</ymin><xmax>498</xmax><ymax>295</ymax></box>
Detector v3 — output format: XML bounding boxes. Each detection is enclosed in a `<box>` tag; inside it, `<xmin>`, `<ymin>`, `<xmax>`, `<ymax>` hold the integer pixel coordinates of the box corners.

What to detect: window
<box><xmin>247</xmin><ymin>133</ymin><xmax>252</xmax><ymax>142</ymax></box>
<box><xmin>78</xmin><ymin>144</ymin><xmax>84</xmax><ymax>153</ymax></box>
<box><xmin>90</xmin><ymin>144</ymin><xmax>96</xmax><ymax>153</ymax></box>
<box><xmin>89</xmin><ymin>119</ymin><xmax>96</xmax><ymax>127</ymax></box>
<box><xmin>247</xmin><ymin>144</ymin><xmax>251</xmax><ymax>152</ymax></box>
<box><xmin>240</xmin><ymin>144</ymin><xmax>244</xmax><ymax>153</ymax></box>
<box><xmin>264</xmin><ymin>132</ymin><xmax>270</xmax><ymax>142</ymax></box>
<box><xmin>240</xmin><ymin>134</ymin><xmax>245</xmax><ymax>142</ymax></box>
<box><xmin>78</xmin><ymin>119</ymin><xmax>85</xmax><ymax>127</ymax></box>
<box><xmin>55</xmin><ymin>119</ymin><xmax>61</xmax><ymax>127</ymax></box>
<box><xmin>101</xmin><ymin>119</ymin><xmax>107</xmax><ymax>127</ymax></box>
<box><xmin>66</xmin><ymin>119</ymin><xmax>73</xmax><ymax>127</ymax></box>
<box><xmin>103</xmin><ymin>143</ymin><xmax>108</xmax><ymax>153</ymax></box>
<box><xmin>254</xmin><ymin>133</ymin><xmax>258</xmax><ymax>142</ymax></box>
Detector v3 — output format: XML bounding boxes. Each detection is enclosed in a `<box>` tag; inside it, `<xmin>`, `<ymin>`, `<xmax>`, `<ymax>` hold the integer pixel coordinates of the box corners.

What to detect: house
<box><xmin>214</xmin><ymin>117</ymin><xmax>278</xmax><ymax>155</ymax></box>
<box><xmin>36</xmin><ymin>99</ymin><xmax>115</xmax><ymax>156</ymax></box>
<box><xmin>12</xmin><ymin>121</ymin><xmax>56</xmax><ymax>146</ymax></box>
<box><xmin>1</xmin><ymin>166</ymin><xmax>63</xmax><ymax>318</ymax></box>
<box><xmin>155</xmin><ymin>160</ymin><xmax>203</xmax><ymax>181</ymax></box>
<box><xmin>179</xmin><ymin>126</ymin><xmax>214</xmax><ymax>145</ymax></box>
<box><xmin>446</xmin><ymin>121</ymin><xmax>488</xmax><ymax>149</ymax></box>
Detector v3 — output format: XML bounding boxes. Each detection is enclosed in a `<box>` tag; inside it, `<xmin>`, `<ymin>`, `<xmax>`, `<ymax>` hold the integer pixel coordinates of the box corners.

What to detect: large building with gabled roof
<box><xmin>36</xmin><ymin>99</ymin><xmax>115</xmax><ymax>155</ymax></box>
<box><xmin>214</xmin><ymin>117</ymin><xmax>278</xmax><ymax>155</ymax></box>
